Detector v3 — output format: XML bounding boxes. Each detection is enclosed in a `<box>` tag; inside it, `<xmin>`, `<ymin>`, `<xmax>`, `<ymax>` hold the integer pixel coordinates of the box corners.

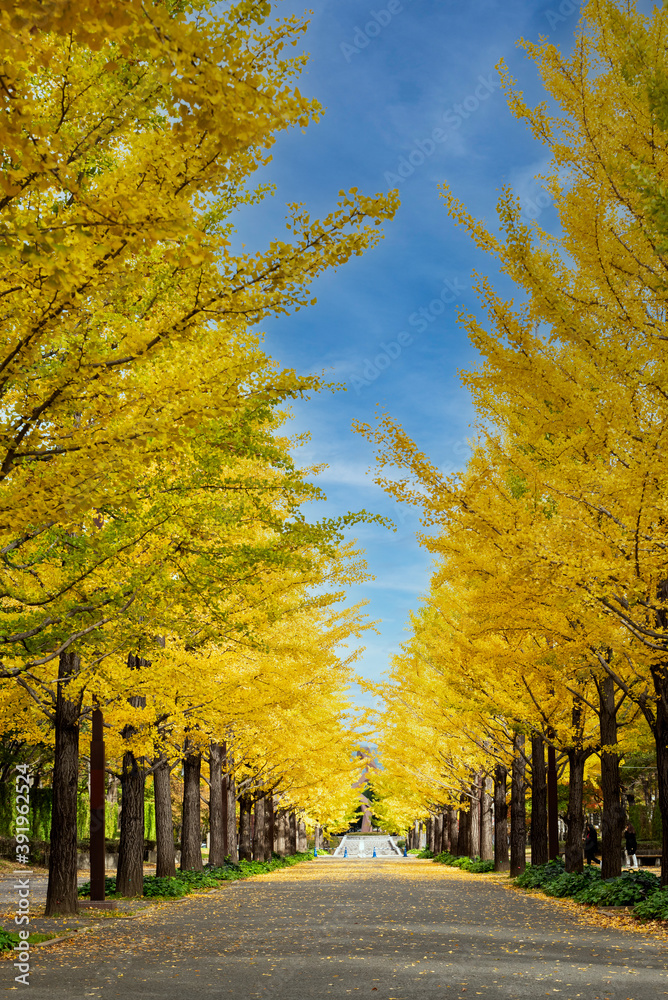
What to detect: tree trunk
<box><xmin>440</xmin><ymin>810</ymin><xmax>450</xmax><ymax>853</ymax></box>
<box><xmin>297</xmin><ymin>817</ymin><xmax>307</xmax><ymax>852</ymax></box>
<box><xmin>266</xmin><ymin>796</ymin><xmax>275</xmax><ymax>860</ymax></box>
<box><xmin>89</xmin><ymin>708</ymin><xmax>105</xmax><ymax>902</ymax></box>
<box><xmin>154</xmin><ymin>756</ymin><xmax>176</xmax><ymax>878</ymax></box>
<box><xmin>469</xmin><ymin>775</ymin><xmax>481</xmax><ymax>858</ymax></box>
<box><xmin>547</xmin><ymin>740</ymin><xmax>559</xmax><ymax>860</ymax></box>
<box><xmin>116</xmin><ymin>747</ymin><xmax>145</xmax><ymax>895</ymax></box>
<box><xmin>239</xmin><ymin>794</ymin><xmax>252</xmax><ymax>861</ymax></box>
<box><xmin>222</xmin><ymin>772</ymin><xmax>229</xmax><ymax>858</ymax></box>
<box><xmin>457</xmin><ymin>796</ymin><xmax>469</xmax><ymax>856</ymax></box>
<box><xmin>45</xmin><ymin>651</ymin><xmax>82</xmax><ymax>916</ymax></box>
<box><xmin>289</xmin><ymin>811</ymin><xmax>297</xmax><ymax>854</ymax></box>
<box><xmin>226</xmin><ymin>771</ymin><xmax>238</xmax><ymax>863</ymax></box>
<box><xmin>653</xmin><ymin>667</ymin><xmax>668</xmax><ymax>887</ymax></box>
<box><xmin>494</xmin><ymin>764</ymin><xmax>508</xmax><ymax>871</ymax></box>
<box><xmin>434</xmin><ymin>812</ymin><xmax>443</xmax><ymax>855</ymax></box>
<box><xmin>276</xmin><ymin>810</ymin><xmax>287</xmax><ymax>856</ymax></box>
<box><xmin>253</xmin><ymin>796</ymin><xmax>265</xmax><ymax>861</ymax></box>
<box><xmin>180</xmin><ymin>749</ymin><xmax>203</xmax><ymax>871</ymax></box>
<box><xmin>480</xmin><ymin>774</ymin><xmax>494</xmax><ymax>861</ymax></box>
<box><xmin>447</xmin><ymin>808</ymin><xmax>458</xmax><ymax>852</ymax></box>
<box><xmin>208</xmin><ymin>743</ymin><xmax>225</xmax><ymax>867</ymax></box>
<box><xmin>510</xmin><ymin>733</ymin><xmax>526</xmax><ymax>877</ymax></box>
<box><xmin>599</xmin><ymin>675</ymin><xmax>625</xmax><ymax>880</ymax></box>
<box><xmin>531</xmin><ymin>733</ymin><xmax>548</xmax><ymax>866</ymax></box>
<box><xmin>564</xmin><ymin>746</ymin><xmax>587</xmax><ymax>874</ymax></box>
<box><xmin>116</xmin><ymin>657</ymin><xmax>147</xmax><ymax>897</ymax></box>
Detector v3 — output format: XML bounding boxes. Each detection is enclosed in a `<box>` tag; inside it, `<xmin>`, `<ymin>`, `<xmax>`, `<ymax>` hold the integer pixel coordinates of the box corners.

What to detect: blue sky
<box><xmin>230</xmin><ymin>0</ymin><xmax>655</xmax><ymax>709</ymax></box>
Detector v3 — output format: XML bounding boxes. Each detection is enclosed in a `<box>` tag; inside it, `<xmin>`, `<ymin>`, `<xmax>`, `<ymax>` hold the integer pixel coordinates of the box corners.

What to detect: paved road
<box><xmin>2</xmin><ymin>858</ymin><xmax>667</xmax><ymax>998</ymax></box>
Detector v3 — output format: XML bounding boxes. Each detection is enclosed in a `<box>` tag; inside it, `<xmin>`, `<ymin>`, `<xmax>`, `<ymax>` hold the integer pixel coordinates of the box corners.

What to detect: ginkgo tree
<box><xmin>363</xmin><ymin>0</ymin><xmax>668</xmax><ymax>880</ymax></box>
<box><xmin>0</xmin><ymin>0</ymin><xmax>401</xmax><ymax>914</ymax></box>
<box><xmin>0</xmin><ymin>0</ymin><xmax>397</xmax><ymax>544</ymax></box>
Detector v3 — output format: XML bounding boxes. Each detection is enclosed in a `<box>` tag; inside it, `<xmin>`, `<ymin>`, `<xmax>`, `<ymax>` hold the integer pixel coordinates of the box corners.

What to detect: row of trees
<box><xmin>366</xmin><ymin>0</ymin><xmax>668</xmax><ymax>884</ymax></box>
<box><xmin>0</xmin><ymin>1</ymin><xmax>397</xmax><ymax>913</ymax></box>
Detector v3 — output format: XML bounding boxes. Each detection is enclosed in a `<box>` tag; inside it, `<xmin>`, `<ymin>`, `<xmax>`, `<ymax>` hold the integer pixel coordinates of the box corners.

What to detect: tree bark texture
<box><xmin>434</xmin><ymin>813</ymin><xmax>443</xmax><ymax>855</ymax></box>
<box><xmin>180</xmin><ymin>750</ymin><xmax>203</xmax><ymax>872</ymax></box>
<box><xmin>89</xmin><ymin>707</ymin><xmax>105</xmax><ymax>902</ymax></box>
<box><xmin>457</xmin><ymin>798</ymin><xmax>469</xmax><ymax>857</ymax></box>
<box><xmin>276</xmin><ymin>810</ymin><xmax>287</xmax><ymax>856</ymax></box>
<box><xmin>207</xmin><ymin>742</ymin><xmax>225</xmax><ymax>867</ymax></box>
<box><xmin>226</xmin><ymin>771</ymin><xmax>238</xmax><ymax>863</ymax></box>
<box><xmin>239</xmin><ymin>794</ymin><xmax>252</xmax><ymax>861</ymax></box>
<box><xmin>547</xmin><ymin>740</ymin><xmax>559</xmax><ymax>860</ymax></box>
<box><xmin>265</xmin><ymin>795</ymin><xmax>275</xmax><ymax>860</ymax></box>
<box><xmin>153</xmin><ymin>756</ymin><xmax>176</xmax><ymax>878</ymax></box>
<box><xmin>599</xmin><ymin>675</ymin><xmax>625</xmax><ymax>880</ymax></box>
<box><xmin>653</xmin><ymin>665</ymin><xmax>668</xmax><ymax>886</ymax></box>
<box><xmin>494</xmin><ymin>764</ymin><xmax>509</xmax><ymax>872</ymax></box>
<box><xmin>297</xmin><ymin>817</ymin><xmax>307</xmax><ymax>852</ymax></box>
<box><xmin>116</xmin><ymin>657</ymin><xmax>147</xmax><ymax>897</ymax></box>
<box><xmin>289</xmin><ymin>812</ymin><xmax>297</xmax><ymax>854</ymax></box>
<box><xmin>469</xmin><ymin>775</ymin><xmax>481</xmax><ymax>858</ymax></box>
<box><xmin>448</xmin><ymin>808</ymin><xmax>458</xmax><ymax>853</ymax></box>
<box><xmin>565</xmin><ymin>746</ymin><xmax>587</xmax><ymax>874</ymax></box>
<box><xmin>510</xmin><ymin>733</ymin><xmax>526</xmax><ymax>877</ymax></box>
<box><xmin>116</xmin><ymin>747</ymin><xmax>145</xmax><ymax>895</ymax></box>
<box><xmin>441</xmin><ymin>810</ymin><xmax>451</xmax><ymax>854</ymax></box>
<box><xmin>253</xmin><ymin>796</ymin><xmax>265</xmax><ymax>861</ymax></box>
<box><xmin>531</xmin><ymin>733</ymin><xmax>548</xmax><ymax>867</ymax></box>
<box><xmin>480</xmin><ymin>774</ymin><xmax>494</xmax><ymax>861</ymax></box>
<box><xmin>45</xmin><ymin>651</ymin><xmax>82</xmax><ymax>916</ymax></box>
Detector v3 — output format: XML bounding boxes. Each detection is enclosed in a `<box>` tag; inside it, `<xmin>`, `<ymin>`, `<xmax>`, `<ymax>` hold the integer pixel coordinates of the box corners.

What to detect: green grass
<box><xmin>78</xmin><ymin>851</ymin><xmax>314</xmax><ymax>901</ymax></box>
<box><xmin>0</xmin><ymin>929</ymin><xmax>58</xmax><ymax>951</ymax></box>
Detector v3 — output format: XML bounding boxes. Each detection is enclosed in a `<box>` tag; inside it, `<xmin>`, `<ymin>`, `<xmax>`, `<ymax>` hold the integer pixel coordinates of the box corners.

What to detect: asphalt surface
<box><xmin>2</xmin><ymin>857</ymin><xmax>667</xmax><ymax>998</ymax></box>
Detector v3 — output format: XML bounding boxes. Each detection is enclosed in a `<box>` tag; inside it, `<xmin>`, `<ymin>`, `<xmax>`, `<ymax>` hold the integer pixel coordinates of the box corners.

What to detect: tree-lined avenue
<box><xmin>5</xmin><ymin>858</ymin><xmax>666</xmax><ymax>999</ymax></box>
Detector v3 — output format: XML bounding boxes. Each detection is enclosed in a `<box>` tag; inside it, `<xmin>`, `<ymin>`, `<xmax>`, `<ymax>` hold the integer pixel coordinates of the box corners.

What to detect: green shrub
<box><xmin>417</xmin><ymin>848</ymin><xmax>434</xmax><ymax>859</ymax></box>
<box><xmin>78</xmin><ymin>851</ymin><xmax>314</xmax><ymax>900</ymax></box>
<box><xmin>541</xmin><ymin>867</ymin><xmax>601</xmax><ymax>898</ymax></box>
<box><xmin>574</xmin><ymin>869</ymin><xmax>660</xmax><ymax>907</ymax></box>
<box><xmin>467</xmin><ymin>858</ymin><xmax>495</xmax><ymax>873</ymax></box>
<box><xmin>634</xmin><ymin>889</ymin><xmax>668</xmax><ymax>921</ymax></box>
<box><xmin>430</xmin><ymin>851</ymin><xmax>494</xmax><ymax>874</ymax></box>
<box><xmin>515</xmin><ymin>859</ymin><xmax>565</xmax><ymax>890</ymax></box>
<box><xmin>515</xmin><ymin>859</ymin><xmax>666</xmax><ymax>920</ymax></box>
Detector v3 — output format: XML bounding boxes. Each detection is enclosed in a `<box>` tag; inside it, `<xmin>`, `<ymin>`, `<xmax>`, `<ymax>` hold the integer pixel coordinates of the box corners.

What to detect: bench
<box><xmin>635</xmin><ymin>854</ymin><xmax>661</xmax><ymax>867</ymax></box>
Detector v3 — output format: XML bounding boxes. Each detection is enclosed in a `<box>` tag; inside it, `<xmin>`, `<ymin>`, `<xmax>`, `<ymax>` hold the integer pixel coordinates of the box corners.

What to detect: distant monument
<box><xmin>353</xmin><ymin>746</ymin><xmax>379</xmax><ymax>833</ymax></box>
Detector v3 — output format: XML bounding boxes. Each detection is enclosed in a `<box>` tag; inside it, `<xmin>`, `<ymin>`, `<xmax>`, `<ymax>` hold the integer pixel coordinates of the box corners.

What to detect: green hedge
<box><xmin>432</xmin><ymin>851</ymin><xmax>495</xmax><ymax>873</ymax></box>
<box><xmin>416</xmin><ymin>848</ymin><xmax>494</xmax><ymax>872</ymax></box>
<box><xmin>78</xmin><ymin>852</ymin><xmax>314</xmax><ymax>901</ymax></box>
<box><xmin>515</xmin><ymin>859</ymin><xmax>666</xmax><ymax>920</ymax></box>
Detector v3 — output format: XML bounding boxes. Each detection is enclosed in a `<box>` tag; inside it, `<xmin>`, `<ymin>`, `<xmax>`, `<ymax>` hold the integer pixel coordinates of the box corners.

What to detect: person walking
<box><xmin>583</xmin><ymin>823</ymin><xmax>600</xmax><ymax>866</ymax></box>
<box><xmin>624</xmin><ymin>823</ymin><xmax>638</xmax><ymax>868</ymax></box>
